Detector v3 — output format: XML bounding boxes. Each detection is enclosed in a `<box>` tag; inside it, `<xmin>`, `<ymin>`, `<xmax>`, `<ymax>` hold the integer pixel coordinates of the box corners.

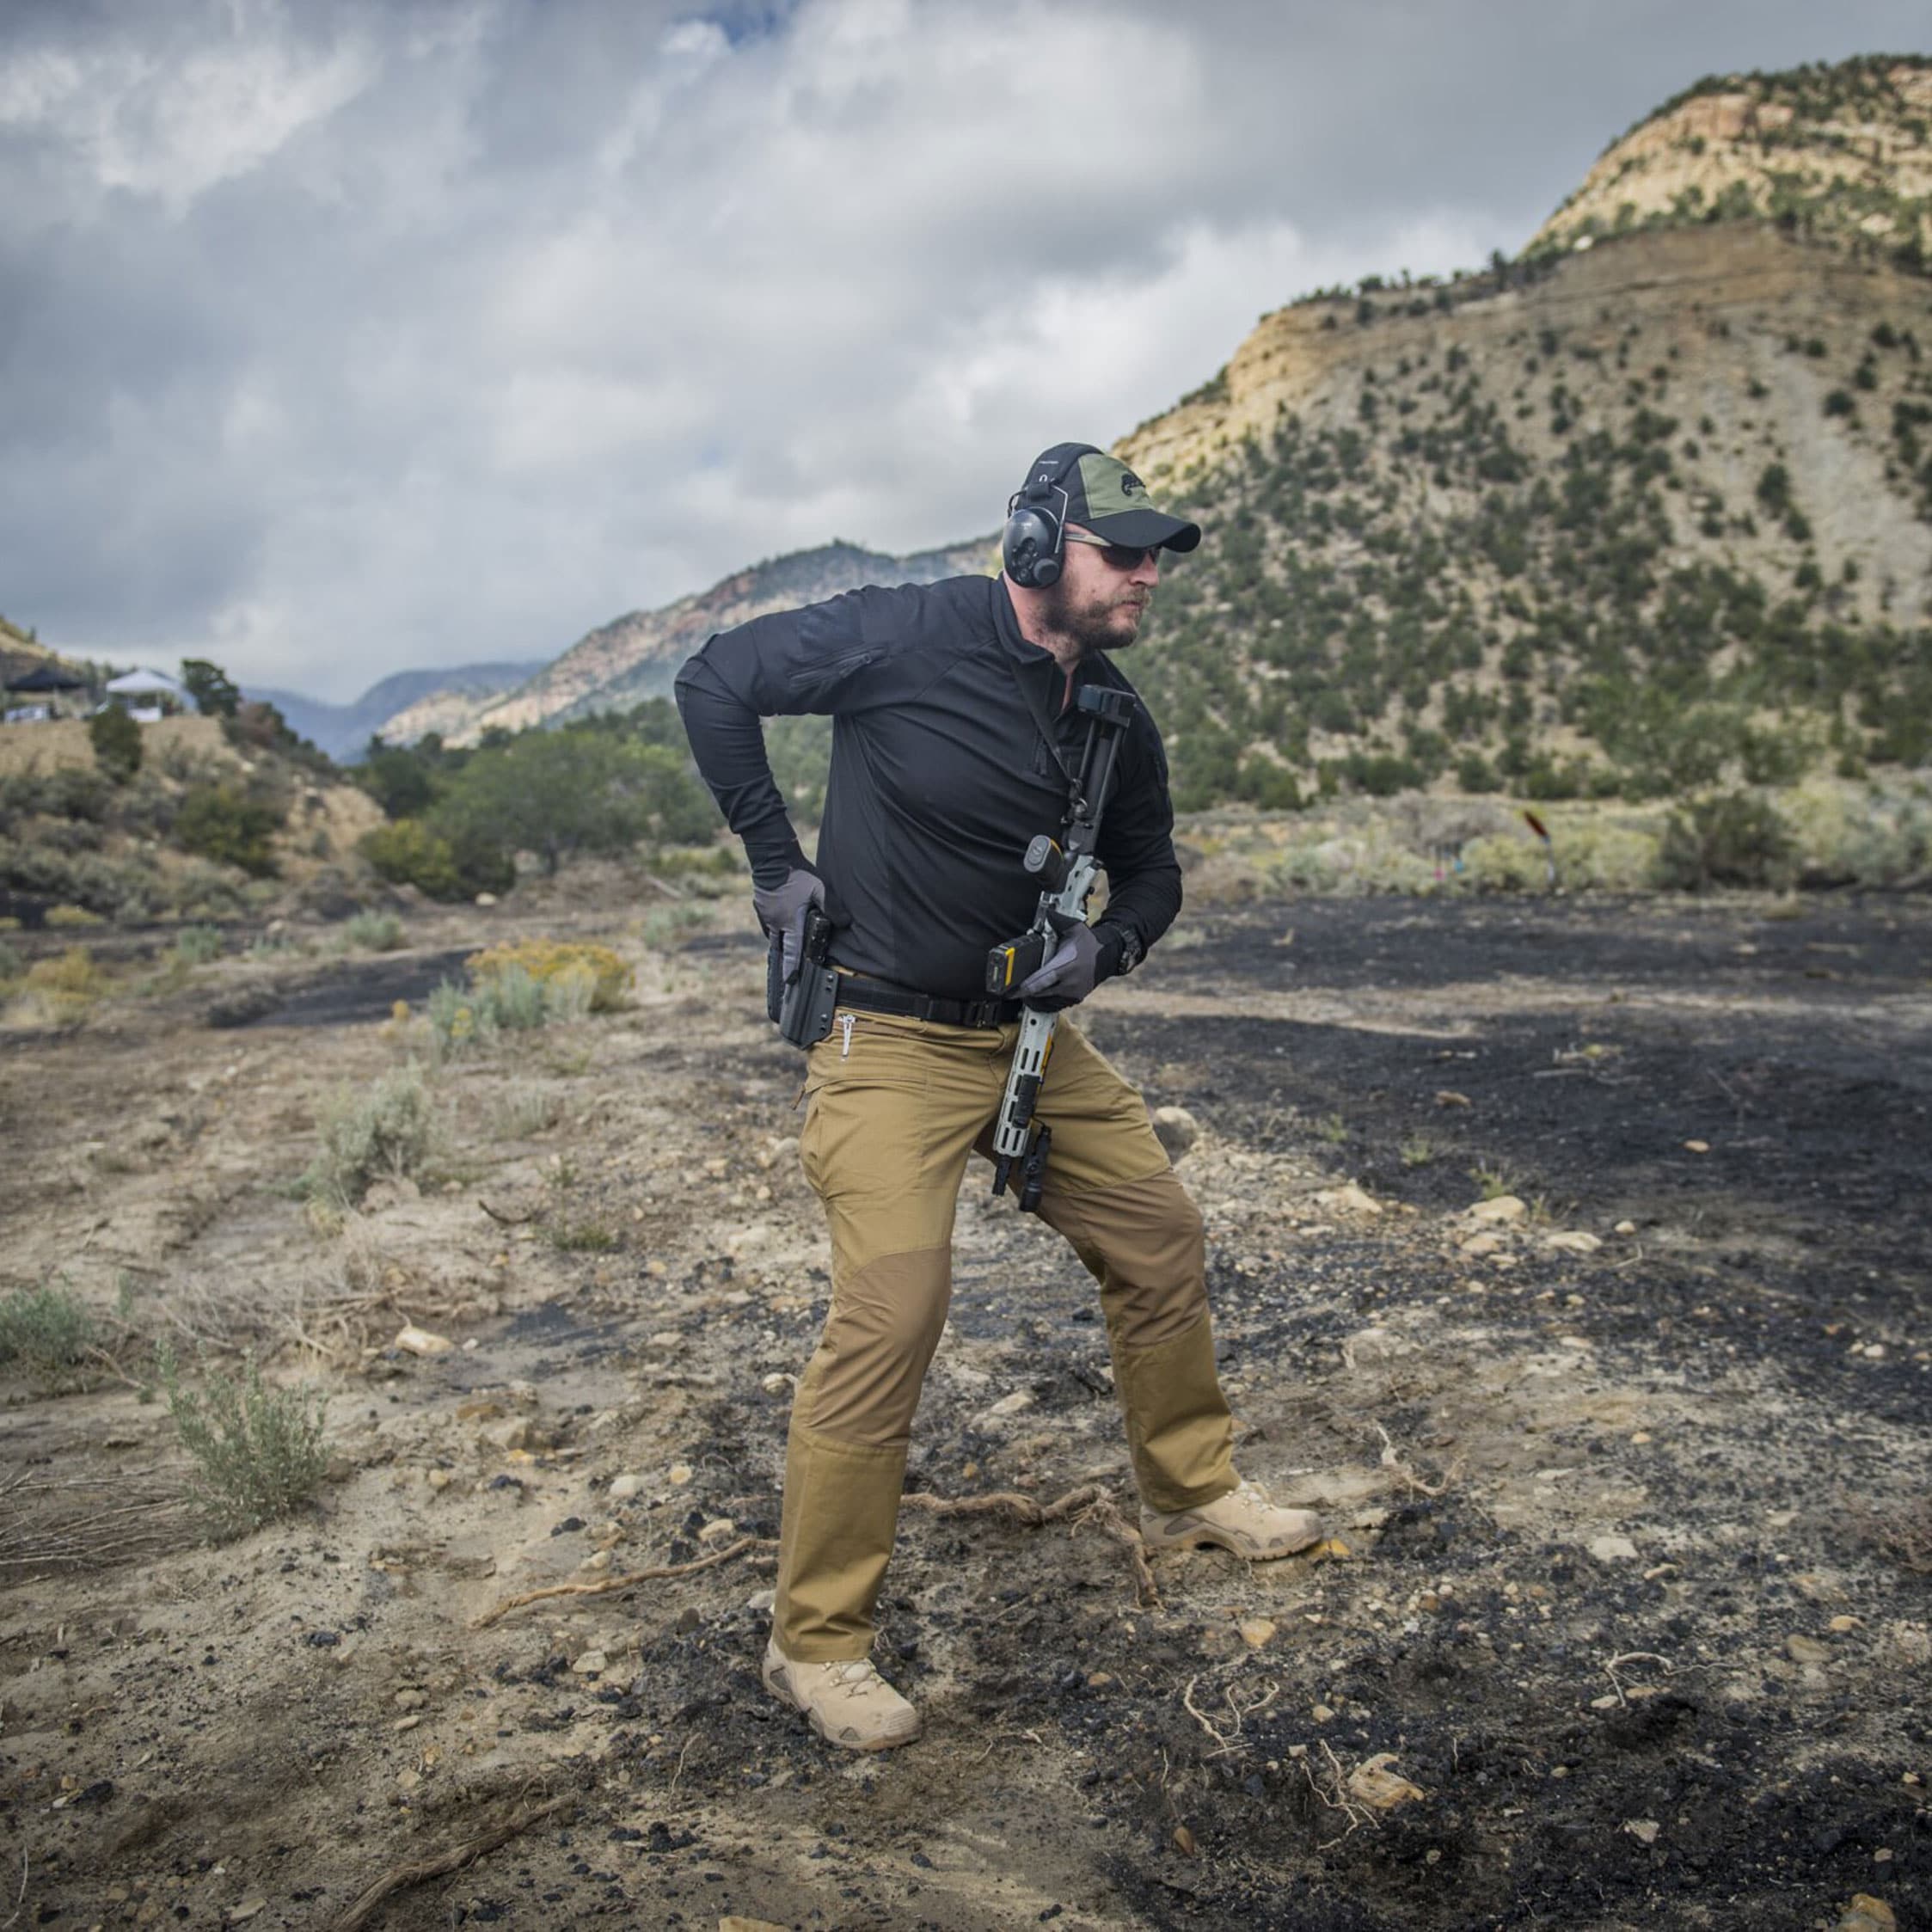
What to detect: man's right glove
<box><xmin>752</xmin><ymin>866</ymin><xmax>825</xmax><ymax>984</ymax></box>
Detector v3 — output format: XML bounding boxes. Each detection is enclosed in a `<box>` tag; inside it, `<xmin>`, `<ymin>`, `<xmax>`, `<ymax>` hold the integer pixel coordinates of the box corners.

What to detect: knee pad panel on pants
<box><xmin>800</xmin><ymin>1245</ymin><xmax>951</xmax><ymax>1447</ymax></box>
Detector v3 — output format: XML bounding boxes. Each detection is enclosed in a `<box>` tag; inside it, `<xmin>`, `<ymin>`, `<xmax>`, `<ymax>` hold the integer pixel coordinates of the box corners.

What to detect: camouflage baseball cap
<box><xmin>1017</xmin><ymin>443</ymin><xmax>1201</xmax><ymax>553</ymax></box>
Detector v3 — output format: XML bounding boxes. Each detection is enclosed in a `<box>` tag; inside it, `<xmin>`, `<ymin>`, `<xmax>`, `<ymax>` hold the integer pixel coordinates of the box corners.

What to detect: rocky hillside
<box><xmin>1113</xmin><ymin>57</ymin><xmax>1932</xmax><ymax>811</ymax></box>
<box><xmin>0</xmin><ymin>715</ymin><xmax>383</xmax><ymax>926</ymax></box>
<box><xmin>1530</xmin><ymin>56</ymin><xmax>1931</xmax><ymax>262</ymax></box>
<box><xmin>414</xmin><ymin>537</ymin><xmax>993</xmax><ymax>746</ymax></box>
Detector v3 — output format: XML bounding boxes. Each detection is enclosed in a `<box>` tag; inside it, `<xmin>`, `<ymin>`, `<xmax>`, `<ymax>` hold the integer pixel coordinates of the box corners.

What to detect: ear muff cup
<box><xmin>1003</xmin><ymin>505</ymin><xmax>1062</xmax><ymax>588</ymax></box>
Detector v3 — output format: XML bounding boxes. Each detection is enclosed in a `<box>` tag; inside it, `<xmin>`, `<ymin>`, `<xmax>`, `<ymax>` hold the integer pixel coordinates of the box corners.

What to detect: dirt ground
<box><xmin>2</xmin><ymin>888</ymin><xmax>1928</xmax><ymax>1931</ymax></box>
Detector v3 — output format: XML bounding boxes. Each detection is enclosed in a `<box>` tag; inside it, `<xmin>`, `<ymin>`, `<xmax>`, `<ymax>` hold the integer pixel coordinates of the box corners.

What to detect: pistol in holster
<box><xmin>769</xmin><ymin>903</ymin><xmax>839</xmax><ymax>1050</ymax></box>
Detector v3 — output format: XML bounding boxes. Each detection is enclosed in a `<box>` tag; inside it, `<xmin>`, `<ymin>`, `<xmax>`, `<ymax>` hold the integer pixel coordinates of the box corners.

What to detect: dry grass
<box><xmin>108</xmin><ymin>1230</ymin><xmax>478</xmax><ymax>1371</ymax></box>
<box><xmin>0</xmin><ymin>1466</ymin><xmax>194</xmax><ymax>1576</ymax></box>
<box><xmin>3</xmin><ymin>944</ymin><xmax>109</xmax><ymax>1029</ymax></box>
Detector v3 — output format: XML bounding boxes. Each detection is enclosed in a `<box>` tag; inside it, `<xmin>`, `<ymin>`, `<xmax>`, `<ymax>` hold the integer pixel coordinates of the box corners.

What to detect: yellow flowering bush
<box><xmin>465</xmin><ymin>941</ymin><xmax>631</xmax><ymax>1012</ymax></box>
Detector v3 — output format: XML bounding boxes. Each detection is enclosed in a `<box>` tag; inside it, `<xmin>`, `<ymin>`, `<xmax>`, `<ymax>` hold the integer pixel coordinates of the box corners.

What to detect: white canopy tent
<box><xmin>105</xmin><ymin>668</ymin><xmax>186</xmax><ymax>697</ymax></box>
<box><xmin>103</xmin><ymin>667</ymin><xmax>187</xmax><ymax>721</ymax></box>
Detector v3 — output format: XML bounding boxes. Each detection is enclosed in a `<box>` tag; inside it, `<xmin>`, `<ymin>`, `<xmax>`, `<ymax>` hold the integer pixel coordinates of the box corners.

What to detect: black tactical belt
<box><xmin>834</xmin><ymin>974</ymin><xmax>1021</xmax><ymax>1031</ymax></box>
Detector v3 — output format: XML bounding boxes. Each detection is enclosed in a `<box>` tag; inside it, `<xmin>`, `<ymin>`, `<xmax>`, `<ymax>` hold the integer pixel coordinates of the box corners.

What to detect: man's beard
<box><xmin>1040</xmin><ymin>576</ymin><xmax>1150</xmax><ymax>659</ymax></box>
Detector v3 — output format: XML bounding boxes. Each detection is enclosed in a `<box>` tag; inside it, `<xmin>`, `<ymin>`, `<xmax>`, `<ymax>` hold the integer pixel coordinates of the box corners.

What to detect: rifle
<box><xmin>984</xmin><ymin>684</ymin><xmax>1136</xmax><ymax>1212</ymax></box>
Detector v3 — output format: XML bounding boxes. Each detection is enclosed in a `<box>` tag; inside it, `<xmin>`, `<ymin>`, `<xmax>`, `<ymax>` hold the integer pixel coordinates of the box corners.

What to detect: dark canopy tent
<box><xmin>4</xmin><ymin>664</ymin><xmax>87</xmax><ymax>693</ymax></box>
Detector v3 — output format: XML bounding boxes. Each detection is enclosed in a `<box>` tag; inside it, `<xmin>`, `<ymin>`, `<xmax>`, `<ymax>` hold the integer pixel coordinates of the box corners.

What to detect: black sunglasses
<box><xmin>1063</xmin><ymin>530</ymin><xmax>1162</xmax><ymax>572</ymax></box>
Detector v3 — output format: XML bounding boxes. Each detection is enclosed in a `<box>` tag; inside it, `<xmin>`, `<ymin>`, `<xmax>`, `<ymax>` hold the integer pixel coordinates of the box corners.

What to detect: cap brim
<box><xmin>1084</xmin><ymin>508</ymin><xmax>1201</xmax><ymax>553</ymax></box>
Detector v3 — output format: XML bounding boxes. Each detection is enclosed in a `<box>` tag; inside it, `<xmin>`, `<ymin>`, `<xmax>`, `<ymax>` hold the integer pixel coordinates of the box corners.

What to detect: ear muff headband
<box><xmin>1003</xmin><ymin>464</ymin><xmax>1073</xmax><ymax>589</ymax></box>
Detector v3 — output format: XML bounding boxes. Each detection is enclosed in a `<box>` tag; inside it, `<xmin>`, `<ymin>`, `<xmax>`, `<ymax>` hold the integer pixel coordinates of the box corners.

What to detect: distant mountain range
<box><xmin>246</xmin><ymin>663</ymin><xmax>547</xmax><ymax>760</ymax></box>
<box><xmin>249</xmin><ymin>537</ymin><xmax>994</xmax><ymax>757</ymax></box>
<box><xmin>375</xmin><ymin>537</ymin><xmax>994</xmax><ymax>745</ymax></box>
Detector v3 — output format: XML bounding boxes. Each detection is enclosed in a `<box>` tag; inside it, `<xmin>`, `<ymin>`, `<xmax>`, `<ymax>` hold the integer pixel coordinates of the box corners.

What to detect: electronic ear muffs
<box><xmin>1003</xmin><ymin>459</ymin><xmax>1072</xmax><ymax>588</ymax></box>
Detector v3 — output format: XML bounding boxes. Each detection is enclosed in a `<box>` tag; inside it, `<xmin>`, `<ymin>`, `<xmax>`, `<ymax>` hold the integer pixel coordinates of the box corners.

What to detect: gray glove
<box><xmin>1017</xmin><ymin>922</ymin><xmax>1105</xmax><ymax>1009</ymax></box>
<box><xmin>753</xmin><ymin>867</ymin><xmax>825</xmax><ymax>984</ymax></box>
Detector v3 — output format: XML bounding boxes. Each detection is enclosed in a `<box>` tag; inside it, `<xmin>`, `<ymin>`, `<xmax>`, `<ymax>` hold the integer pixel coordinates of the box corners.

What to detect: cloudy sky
<box><xmin>3</xmin><ymin>1</ymin><xmax>1923</xmax><ymax>700</ymax></box>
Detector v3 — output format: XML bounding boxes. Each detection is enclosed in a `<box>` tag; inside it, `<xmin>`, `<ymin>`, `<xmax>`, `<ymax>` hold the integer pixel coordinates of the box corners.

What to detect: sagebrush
<box><xmin>0</xmin><ymin>1284</ymin><xmax>97</xmax><ymax>1387</ymax></box>
<box><xmin>304</xmin><ymin>1067</ymin><xmax>433</xmax><ymax>1203</ymax></box>
<box><xmin>156</xmin><ymin>1343</ymin><xmax>329</xmax><ymax>1538</ymax></box>
<box><xmin>342</xmin><ymin>910</ymin><xmax>404</xmax><ymax>952</ymax></box>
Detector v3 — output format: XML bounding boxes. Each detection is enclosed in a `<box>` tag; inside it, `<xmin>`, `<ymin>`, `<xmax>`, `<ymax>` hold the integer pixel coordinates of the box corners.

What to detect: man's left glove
<box><xmin>752</xmin><ymin>866</ymin><xmax>825</xmax><ymax>984</ymax></box>
<box><xmin>1017</xmin><ymin>922</ymin><xmax>1107</xmax><ymax>1009</ymax></box>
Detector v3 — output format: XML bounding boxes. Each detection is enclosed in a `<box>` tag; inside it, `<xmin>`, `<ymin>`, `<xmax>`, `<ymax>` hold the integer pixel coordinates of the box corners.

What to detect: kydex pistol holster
<box><xmin>769</xmin><ymin>902</ymin><xmax>839</xmax><ymax>1049</ymax></box>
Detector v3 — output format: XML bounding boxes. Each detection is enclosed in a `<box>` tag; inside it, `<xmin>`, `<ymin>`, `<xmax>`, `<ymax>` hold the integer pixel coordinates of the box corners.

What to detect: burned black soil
<box><xmin>3</xmin><ymin>892</ymin><xmax>1927</xmax><ymax>1931</ymax></box>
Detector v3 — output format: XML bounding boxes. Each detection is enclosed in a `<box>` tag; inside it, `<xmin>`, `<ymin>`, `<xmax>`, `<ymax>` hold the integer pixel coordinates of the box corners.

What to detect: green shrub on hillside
<box><xmin>88</xmin><ymin>706</ymin><xmax>144</xmax><ymax>783</ymax></box>
<box><xmin>0</xmin><ymin>839</ymin><xmax>160</xmax><ymax>921</ymax></box>
<box><xmin>1837</xmin><ymin>789</ymin><xmax>1932</xmax><ymax>884</ymax></box>
<box><xmin>359</xmin><ymin>817</ymin><xmax>512</xmax><ymax>901</ymax></box>
<box><xmin>175</xmin><ymin>786</ymin><xmax>283</xmax><ymax>877</ymax></box>
<box><xmin>1655</xmin><ymin>791</ymin><xmax>1798</xmax><ymax>890</ymax></box>
<box><xmin>430</xmin><ymin>731</ymin><xmax>715</xmax><ymax>874</ymax></box>
<box><xmin>341</xmin><ymin>911</ymin><xmax>404</xmax><ymax>952</ymax></box>
<box><xmin>1460</xmin><ymin>831</ymin><xmax>1551</xmax><ymax>892</ymax></box>
<box><xmin>170</xmin><ymin>860</ymin><xmax>253</xmax><ymax>922</ymax></box>
<box><xmin>358</xmin><ymin>737</ymin><xmax>447</xmax><ymax>816</ymax></box>
<box><xmin>1784</xmin><ymin>777</ymin><xmax>1932</xmax><ymax>885</ymax></box>
<box><xmin>1457</xmin><ymin>751</ymin><xmax>1500</xmax><ymax>793</ymax></box>
<box><xmin>0</xmin><ymin>767</ymin><xmax>110</xmax><ymax>831</ymax></box>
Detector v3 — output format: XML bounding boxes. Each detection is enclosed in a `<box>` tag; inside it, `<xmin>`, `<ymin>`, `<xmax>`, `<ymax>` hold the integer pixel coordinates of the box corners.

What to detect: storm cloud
<box><xmin>3</xmin><ymin>0</ymin><xmax>1923</xmax><ymax>697</ymax></box>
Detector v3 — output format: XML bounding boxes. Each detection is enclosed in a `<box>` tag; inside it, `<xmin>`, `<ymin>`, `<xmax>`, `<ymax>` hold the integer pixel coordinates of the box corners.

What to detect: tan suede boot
<box><xmin>1141</xmin><ymin>1478</ymin><xmax>1323</xmax><ymax>1560</ymax></box>
<box><xmin>762</xmin><ymin>1637</ymin><xmax>920</xmax><ymax>1751</ymax></box>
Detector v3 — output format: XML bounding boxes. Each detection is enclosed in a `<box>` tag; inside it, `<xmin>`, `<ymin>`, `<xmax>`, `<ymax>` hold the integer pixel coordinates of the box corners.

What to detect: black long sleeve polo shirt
<box><xmin>674</xmin><ymin>573</ymin><xmax>1183</xmax><ymax>1002</ymax></box>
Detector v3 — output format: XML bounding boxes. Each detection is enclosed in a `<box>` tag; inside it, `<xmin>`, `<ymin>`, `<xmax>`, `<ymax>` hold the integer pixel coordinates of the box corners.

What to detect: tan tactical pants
<box><xmin>775</xmin><ymin>1009</ymin><xmax>1236</xmax><ymax>1661</ymax></box>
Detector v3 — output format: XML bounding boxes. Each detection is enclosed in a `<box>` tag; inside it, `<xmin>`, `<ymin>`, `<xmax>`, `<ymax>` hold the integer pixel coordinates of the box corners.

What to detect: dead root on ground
<box><xmin>900</xmin><ymin>1482</ymin><xmax>1160</xmax><ymax>1605</ymax></box>
<box><xmin>1302</xmin><ymin>1740</ymin><xmax>1379</xmax><ymax>1844</ymax></box>
<box><xmin>1181</xmin><ymin>1672</ymin><xmax>1279</xmax><ymax>1756</ymax></box>
<box><xmin>472</xmin><ymin>1536</ymin><xmax>776</xmax><ymax>1629</ymax></box>
<box><xmin>331</xmin><ymin>1788</ymin><xmax>576</xmax><ymax>1932</ymax></box>
<box><xmin>1371</xmin><ymin>1421</ymin><xmax>1463</xmax><ymax>1500</ymax></box>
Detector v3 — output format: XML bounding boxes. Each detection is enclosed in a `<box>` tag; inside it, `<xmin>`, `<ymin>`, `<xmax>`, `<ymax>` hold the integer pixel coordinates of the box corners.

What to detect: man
<box><xmin>675</xmin><ymin>443</ymin><xmax>1322</xmax><ymax>1753</ymax></box>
